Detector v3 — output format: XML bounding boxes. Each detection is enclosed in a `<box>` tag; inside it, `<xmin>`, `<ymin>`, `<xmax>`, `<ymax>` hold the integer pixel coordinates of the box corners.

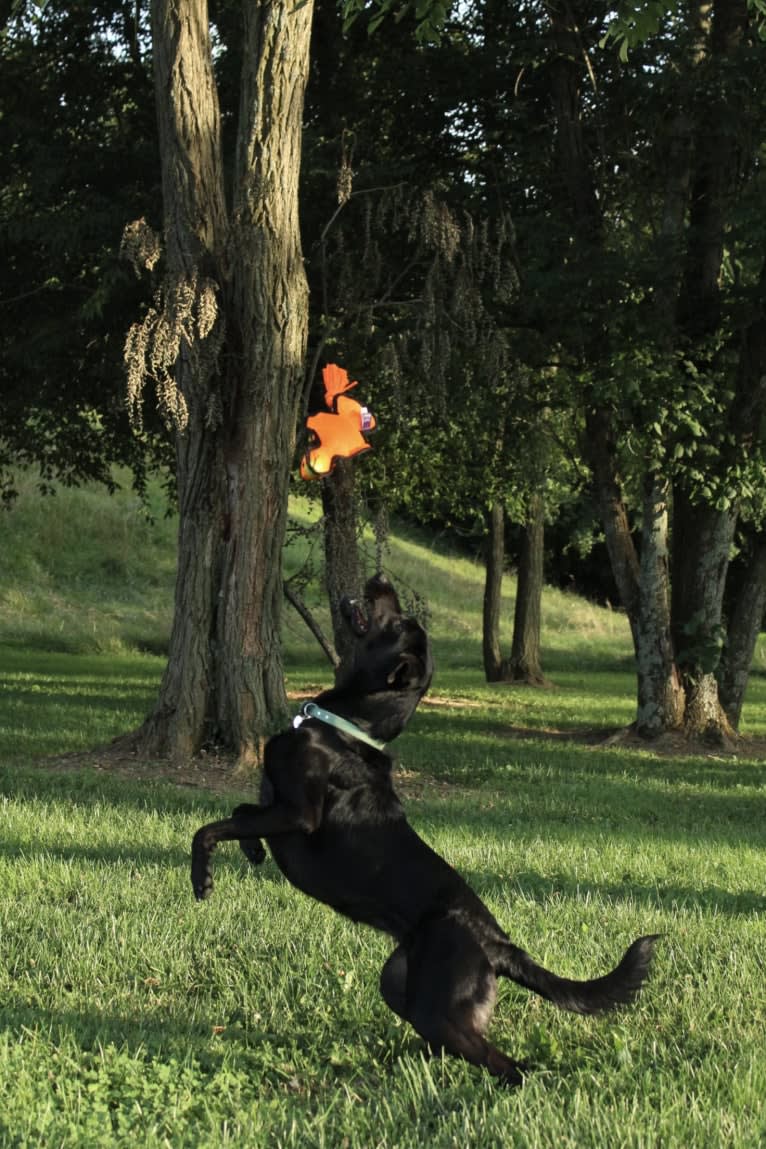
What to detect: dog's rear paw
<box><xmin>487</xmin><ymin>1049</ymin><xmax>527</xmax><ymax>1088</ymax></box>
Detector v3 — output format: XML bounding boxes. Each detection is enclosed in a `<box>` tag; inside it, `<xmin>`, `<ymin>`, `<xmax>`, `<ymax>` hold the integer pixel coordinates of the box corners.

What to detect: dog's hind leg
<box><xmin>380</xmin><ymin>921</ymin><xmax>526</xmax><ymax>1087</ymax></box>
<box><xmin>380</xmin><ymin>945</ymin><xmax>409</xmax><ymax>1019</ymax></box>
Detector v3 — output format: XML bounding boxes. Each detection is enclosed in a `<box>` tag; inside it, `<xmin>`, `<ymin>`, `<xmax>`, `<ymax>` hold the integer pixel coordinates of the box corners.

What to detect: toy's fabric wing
<box><xmin>322</xmin><ymin>363</ymin><xmax>357</xmax><ymax>406</ymax></box>
<box><xmin>300</xmin><ymin>395</ymin><xmax>377</xmax><ymax>479</ymax></box>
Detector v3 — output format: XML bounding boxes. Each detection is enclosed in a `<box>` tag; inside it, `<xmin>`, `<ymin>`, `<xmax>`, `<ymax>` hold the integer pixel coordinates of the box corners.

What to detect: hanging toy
<box><xmin>300</xmin><ymin>363</ymin><xmax>377</xmax><ymax>480</ymax></box>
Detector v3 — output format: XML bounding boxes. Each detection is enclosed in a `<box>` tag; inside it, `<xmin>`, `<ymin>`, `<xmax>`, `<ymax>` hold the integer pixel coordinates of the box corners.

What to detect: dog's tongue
<box><xmin>348</xmin><ymin>599</ymin><xmax>370</xmax><ymax>635</ymax></box>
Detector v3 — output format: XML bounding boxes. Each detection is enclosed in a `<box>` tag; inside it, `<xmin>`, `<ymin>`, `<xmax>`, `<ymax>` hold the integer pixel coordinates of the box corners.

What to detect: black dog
<box><xmin>192</xmin><ymin>574</ymin><xmax>657</xmax><ymax>1086</ymax></box>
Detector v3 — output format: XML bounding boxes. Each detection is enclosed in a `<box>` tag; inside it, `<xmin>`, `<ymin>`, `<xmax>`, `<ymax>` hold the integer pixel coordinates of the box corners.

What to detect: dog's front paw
<box><xmin>240</xmin><ymin>839</ymin><xmax>266</xmax><ymax>867</ymax></box>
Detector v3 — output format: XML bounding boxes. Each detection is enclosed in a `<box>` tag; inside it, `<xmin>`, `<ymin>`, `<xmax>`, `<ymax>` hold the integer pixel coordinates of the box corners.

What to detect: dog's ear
<box><xmin>386</xmin><ymin>654</ymin><xmax>425</xmax><ymax>690</ymax></box>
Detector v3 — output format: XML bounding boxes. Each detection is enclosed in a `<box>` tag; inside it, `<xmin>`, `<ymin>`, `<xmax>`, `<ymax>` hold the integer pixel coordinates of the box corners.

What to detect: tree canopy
<box><xmin>3</xmin><ymin>0</ymin><xmax>766</xmax><ymax>750</ymax></box>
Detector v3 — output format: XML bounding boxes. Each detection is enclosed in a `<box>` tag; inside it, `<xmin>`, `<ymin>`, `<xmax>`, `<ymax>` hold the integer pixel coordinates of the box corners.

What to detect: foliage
<box><xmin>341</xmin><ymin>0</ymin><xmax>454</xmax><ymax>42</ymax></box>
<box><xmin>302</xmin><ymin>3</ymin><xmax>582</xmax><ymax>543</ymax></box>
<box><xmin>0</xmin><ymin>2</ymin><xmax>171</xmax><ymax>503</ymax></box>
<box><xmin>602</xmin><ymin>0</ymin><xmax>766</xmax><ymax>57</ymax></box>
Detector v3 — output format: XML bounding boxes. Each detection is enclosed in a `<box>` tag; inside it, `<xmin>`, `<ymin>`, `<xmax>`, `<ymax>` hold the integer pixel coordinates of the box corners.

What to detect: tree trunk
<box><xmin>135</xmin><ymin>0</ymin><xmax>314</xmax><ymax>765</ymax></box>
<box><xmin>676</xmin><ymin>0</ymin><xmax>747</xmax><ymax>340</ymax></box>
<box><xmin>667</xmin><ymin>0</ymin><xmax>747</xmax><ymax>745</ymax></box>
<box><xmin>717</xmin><ymin>260</ymin><xmax>766</xmax><ymax>728</ymax></box>
<box><xmin>632</xmin><ymin>8</ymin><xmax>705</xmax><ymax>740</ymax></box>
<box><xmin>635</xmin><ymin>476</ymin><xmax>684</xmax><ymax>737</ymax></box>
<box><xmin>482</xmin><ymin>501</ymin><xmax>506</xmax><ymax>682</ymax></box>
<box><xmin>671</xmin><ymin>488</ymin><xmax>737</xmax><ymax>742</ymax></box>
<box><xmin>507</xmin><ymin>491</ymin><xmax>548</xmax><ymax>685</ymax></box>
<box><xmin>718</xmin><ymin>532</ymin><xmax>766</xmax><ymax>728</ymax></box>
<box><xmin>321</xmin><ymin>458</ymin><xmax>362</xmax><ymax>670</ymax></box>
<box><xmin>482</xmin><ymin>496</ymin><xmax>548</xmax><ymax>685</ymax></box>
<box><xmin>584</xmin><ymin>407</ymin><xmax>641</xmax><ymax>649</ymax></box>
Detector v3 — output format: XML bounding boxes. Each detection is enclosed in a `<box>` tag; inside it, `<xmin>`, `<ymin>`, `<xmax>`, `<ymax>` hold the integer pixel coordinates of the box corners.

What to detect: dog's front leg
<box><xmin>191</xmin><ymin>801</ymin><xmax>317</xmax><ymax>901</ymax></box>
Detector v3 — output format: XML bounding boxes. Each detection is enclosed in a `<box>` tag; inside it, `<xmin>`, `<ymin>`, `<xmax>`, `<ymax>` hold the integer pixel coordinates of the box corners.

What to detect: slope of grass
<box><xmin>1</xmin><ymin>470</ymin><xmax>633</xmax><ymax>664</ymax></box>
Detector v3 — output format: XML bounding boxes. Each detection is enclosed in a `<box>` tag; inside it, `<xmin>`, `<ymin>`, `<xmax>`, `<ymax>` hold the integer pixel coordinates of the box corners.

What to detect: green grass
<box><xmin>1</xmin><ymin>758</ymin><xmax>765</xmax><ymax>1148</ymax></box>
<box><xmin>1</xmin><ymin>475</ymin><xmax>766</xmax><ymax>1146</ymax></box>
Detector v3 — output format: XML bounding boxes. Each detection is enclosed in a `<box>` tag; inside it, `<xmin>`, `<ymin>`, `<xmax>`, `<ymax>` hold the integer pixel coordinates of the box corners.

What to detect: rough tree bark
<box><xmin>132</xmin><ymin>0</ymin><xmax>314</xmax><ymax>765</ymax></box>
<box><xmin>667</xmin><ymin>0</ymin><xmax>751</xmax><ymax>742</ymax></box>
<box><xmin>635</xmin><ymin>477</ymin><xmax>684</xmax><ymax>736</ymax></box>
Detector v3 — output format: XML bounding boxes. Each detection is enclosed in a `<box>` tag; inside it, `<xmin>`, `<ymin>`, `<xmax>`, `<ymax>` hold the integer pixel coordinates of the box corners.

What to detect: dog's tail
<box><xmin>492</xmin><ymin>934</ymin><xmax>659</xmax><ymax>1015</ymax></box>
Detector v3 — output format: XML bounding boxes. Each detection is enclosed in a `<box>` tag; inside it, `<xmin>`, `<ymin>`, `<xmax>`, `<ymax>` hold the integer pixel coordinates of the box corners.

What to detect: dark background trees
<box><xmin>2</xmin><ymin>0</ymin><xmax>766</xmax><ymax>755</ymax></box>
<box><xmin>0</xmin><ymin>2</ymin><xmax>169</xmax><ymax>503</ymax></box>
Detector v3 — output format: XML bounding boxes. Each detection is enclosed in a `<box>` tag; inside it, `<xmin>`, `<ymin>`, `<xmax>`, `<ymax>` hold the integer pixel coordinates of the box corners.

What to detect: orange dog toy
<box><xmin>300</xmin><ymin>363</ymin><xmax>377</xmax><ymax>479</ymax></box>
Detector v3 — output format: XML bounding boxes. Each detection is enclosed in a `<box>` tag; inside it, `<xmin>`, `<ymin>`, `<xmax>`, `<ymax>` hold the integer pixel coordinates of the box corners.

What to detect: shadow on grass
<box><xmin>401</xmin><ymin>710</ymin><xmax>766</xmax><ymax>787</ymax></box>
<box><xmin>0</xmin><ymin>765</ymin><xmax>224</xmax><ymax>818</ymax></box>
<box><xmin>3</xmin><ymin>763</ymin><xmax>764</xmax><ymax>927</ymax></box>
<box><xmin>466</xmin><ymin>866</ymin><xmax>766</xmax><ymax>919</ymax></box>
<box><xmin>0</xmin><ymin>996</ymin><xmax>435</xmax><ymax>1102</ymax></box>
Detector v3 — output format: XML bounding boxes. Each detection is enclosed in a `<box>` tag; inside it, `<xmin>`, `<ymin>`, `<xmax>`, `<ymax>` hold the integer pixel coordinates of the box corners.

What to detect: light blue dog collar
<box><xmin>293</xmin><ymin>701</ymin><xmax>387</xmax><ymax>752</ymax></box>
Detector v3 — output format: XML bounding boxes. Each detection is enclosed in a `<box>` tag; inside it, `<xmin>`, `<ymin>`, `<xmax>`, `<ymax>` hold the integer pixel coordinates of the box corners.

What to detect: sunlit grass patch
<box><xmin>0</xmin><ymin>757</ymin><xmax>765</xmax><ymax>1148</ymax></box>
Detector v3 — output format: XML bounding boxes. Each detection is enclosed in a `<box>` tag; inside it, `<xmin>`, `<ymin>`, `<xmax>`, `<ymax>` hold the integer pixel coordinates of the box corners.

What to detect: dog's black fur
<box><xmin>192</xmin><ymin>574</ymin><xmax>657</xmax><ymax>1086</ymax></box>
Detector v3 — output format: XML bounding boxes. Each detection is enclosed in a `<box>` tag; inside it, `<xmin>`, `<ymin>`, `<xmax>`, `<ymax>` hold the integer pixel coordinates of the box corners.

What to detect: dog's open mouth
<box><xmin>340</xmin><ymin>596</ymin><xmax>370</xmax><ymax>637</ymax></box>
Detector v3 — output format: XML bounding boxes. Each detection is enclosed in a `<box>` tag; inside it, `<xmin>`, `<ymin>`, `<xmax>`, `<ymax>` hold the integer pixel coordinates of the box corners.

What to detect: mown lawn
<box><xmin>1</xmin><ymin>651</ymin><xmax>765</xmax><ymax>1148</ymax></box>
<box><xmin>1</xmin><ymin>478</ymin><xmax>765</xmax><ymax>1146</ymax></box>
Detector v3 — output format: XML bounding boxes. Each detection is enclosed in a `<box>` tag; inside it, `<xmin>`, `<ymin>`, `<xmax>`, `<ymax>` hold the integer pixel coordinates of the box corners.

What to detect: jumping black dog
<box><xmin>191</xmin><ymin>574</ymin><xmax>657</xmax><ymax>1086</ymax></box>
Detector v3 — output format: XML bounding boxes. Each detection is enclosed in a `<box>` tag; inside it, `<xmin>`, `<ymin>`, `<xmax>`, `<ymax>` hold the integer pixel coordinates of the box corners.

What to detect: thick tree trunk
<box><xmin>136</xmin><ymin>0</ymin><xmax>314</xmax><ymax>765</ymax></box>
<box><xmin>137</xmin><ymin>0</ymin><xmax>228</xmax><ymax>759</ymax></box>
<box><xmin>635</xmin><ymin>477</ymin><xmax>684</xmax><ymax>737</ymax></box>
<box><xmin>219</xmin><ymin>0</ymin><xmax>314</xmax><ymax>764</ymax></box>
<box><xmin>482</xmin><ymin>501</ymin><xmax>506</xmax><ymax>682</ymax></box>
<box><xmin>676</xmin><ymin>0</ymin><xmax>747</xmax><ymax>340</ymax></box>
<box><xmin>671</xmin><ymin>488</ymin><xmax>737</xmax><ymax>742</ymax></box>
<box><xmin>717</xmin><ymin>264</ymin><xmax>766</xmax><ymax>728</ymax></box>
<box><xmin>664</xmin><ymin>0</ymin><xmax>748</xmax><ymax>745</ymax></box>
<box><xmin>508</xmin><ymin>491</ymin><xmax>548</xmax><ymax>685</ymax></box>
<box><xmin>546</xmin><ymin>0</ymin><xmax>758</xmax><ymax>744</ymax></box>
<box><xmin>321</xmin><ymin>458</ymin><xmax>362</xmax><ymax>670</ymax></box>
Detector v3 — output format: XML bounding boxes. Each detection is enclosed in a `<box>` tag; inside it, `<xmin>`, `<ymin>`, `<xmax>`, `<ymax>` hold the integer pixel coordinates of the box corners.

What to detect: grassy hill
<box><xmin>2</xmin><ymin>470</ymin><xmax>766</xmax><ymax>766</ymax></box>
<box><xmin>0</xmin><ymin>470</ymin><xmax>631</xmax><ymax>663</ymax></box>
